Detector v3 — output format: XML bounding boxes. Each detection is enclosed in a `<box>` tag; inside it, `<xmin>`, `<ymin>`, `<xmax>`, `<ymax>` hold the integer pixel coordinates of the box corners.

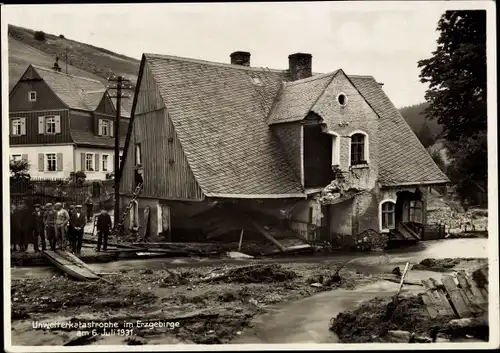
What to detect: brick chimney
<box><xmin>230</xmin><ymin>51</ymin><xmax>251</xmax><ymax>67</ymax></box>
<box><xmin>289</xmin><ymin>53</ymin><xmax>312</xmax><ymax>81</ymax></box>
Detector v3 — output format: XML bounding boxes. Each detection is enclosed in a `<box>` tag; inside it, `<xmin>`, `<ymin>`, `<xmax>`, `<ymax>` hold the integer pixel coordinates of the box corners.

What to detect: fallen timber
<box><xmin>42</xmin><ymin>250</ymin><xmax>103</xmax><ymax>281</ymax></box>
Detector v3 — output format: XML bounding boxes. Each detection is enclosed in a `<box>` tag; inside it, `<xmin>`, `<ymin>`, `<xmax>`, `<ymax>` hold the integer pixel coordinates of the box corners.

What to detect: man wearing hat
<box><xmin>54</xmin><ymin>203</ymin><xmax>70</xmax><ymax>250</ymax></box>
<box><xmin>32</xmin><ymin>204</ymin><xmax>46</xmax><ymax>252</ymax></box>
<box><xmin>96</xmin><ymin>207</ymin><xmax>112</xmax><ymax>252</ymax></box>
<box><xmin>70</xmin><ymin>205</ymin><xmax>86</xmax><ymax>255</ymax></box>
<box><xmin>44</xmin><ymin>203</ymin><xmax>57</xmax><ymax>251</ymax></box>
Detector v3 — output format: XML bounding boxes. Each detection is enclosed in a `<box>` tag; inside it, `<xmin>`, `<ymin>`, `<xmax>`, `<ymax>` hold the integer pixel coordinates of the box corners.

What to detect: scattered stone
<box><xmin>226</xmin><ymin>251</ymin><xmax>253</xmax><ymax>259</ymax></box>
<box><xmin>412</xmin><ymin>335</ymin><xmax>433</xmax><ymax>343</ymax></box>
<box><xmin>141</xmin><ymin>269</ymin><xmax>153</xmax><ymax>275</ymax></box>
<box><xmin>249</xmin><ymin>298</ymin><xmax>259</xmax><ymax>306</ymax></box>
<box><xmin>386</xmin><ymin>330</ymin><xmax>411</xmax><ymax>343</ymax></box>
<box><xmin>310</xmin><ymin>283</ymin><xmax>323</xmax><ymax>288</ymax></box>
<box><xmin>392</xmin><ymin>267</ymin><xmax>402</xmax><ymax>277</ymax></box>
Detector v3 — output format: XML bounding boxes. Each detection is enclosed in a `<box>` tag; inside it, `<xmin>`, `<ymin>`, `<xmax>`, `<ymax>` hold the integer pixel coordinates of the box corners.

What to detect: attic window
<box><xmin>251</xmin><ymin>77</ymin><xmax>263</xmax><ymax>86</ymax></box>
<box><xmin>28</xmin><ymin>91</ymin><xmax>37</xmax><ymax>102</ymax></box>
<box><xmin>337</xmin><ymin>93</ymin><xmax>347</xmax><ymax>107</ymax></box>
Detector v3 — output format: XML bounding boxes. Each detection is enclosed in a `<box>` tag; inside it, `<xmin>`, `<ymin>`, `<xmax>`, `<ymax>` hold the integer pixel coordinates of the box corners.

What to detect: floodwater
<box><xmin>230</xmin><ymin>238</ymin><xmax>489</xmax><ymax>344</ymax></box>
<box><xmin>9</xmin><ymin>238</ymin><xmax>489</xmax><ymax>344</ymax></box>
<box><xmin>10</xmin><ymin>237</ymin><xmax>489</xmax><ymax>280</ymax></box>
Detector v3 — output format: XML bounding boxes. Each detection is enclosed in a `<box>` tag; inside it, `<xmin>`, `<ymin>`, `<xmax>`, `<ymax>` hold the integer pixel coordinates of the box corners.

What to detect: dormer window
<box><xmin>98</xmin><ymin>119</ymin><xmax>113</xmax><ymax>137</ymax></box>
<box><xmin>28</xmin><ymin>91</ymin><xmax>37</xmax><ymax>102</ymax></box>
<box><xmin>102</xmin><ymin>120</ymin><xmax>109</xmax><ymax>136</ymax></box>
<box><xmin>349</xmin><ymin>131</ymin><xmax>369</xmax><ymax>166</ymax></box>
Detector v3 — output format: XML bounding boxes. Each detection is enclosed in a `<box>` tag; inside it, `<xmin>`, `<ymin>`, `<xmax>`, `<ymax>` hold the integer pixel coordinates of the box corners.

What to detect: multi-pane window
<box><xmin>409</xmin><ymin>200</ymin><xmax>423</xmax><ymax>223</ymax></box>
<box><xmin>102</xmin><ymin>154</ymin><xmax>109</xmax><ymax>171</ymax></box>
<box><xmin>46</xmin><ymin>153</ymin><xmax>57</xmax><ymax>172</ymax></box>
<box><xmin>28</xmin><ymin>91</ymin><xmax>37</xmax><ymax>102</ymax></box>
<box><xmin>101</xmin><ymin>120</ymin><xmax>109</xmax><ymax>136</ymax></box>
<box><xmin>350</xmin><ymin>133</ymin><xmax>366</xmax><ymax>165</ymax></box>
<box><xmin>45</xmin><ymin>116</ymin><xmax>56</xmax><ymax>134</ymax></box>
<box><xmin>381</xmin><ymin>202</ymin><xmax>395</xmax><ymax>229</ymax></box>
<box><xmin>12</xmin><ymin>119</ymin><xmax>22</xmax><ymax>136</ymax></box>
<box><xmin>85</xmin><ymin>153</ymin><xmax>95</xmax><ymax>172</ymax></box>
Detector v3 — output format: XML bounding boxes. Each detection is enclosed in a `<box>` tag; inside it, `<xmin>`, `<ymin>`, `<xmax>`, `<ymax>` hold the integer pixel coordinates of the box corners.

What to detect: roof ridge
<box><xmin>31</xmin><ymin>65</ymin><xmax>105</xmax><ymax>85</ymax></box>
<box><xmin>144</xmin><ymin>53</ymin><xmax>288</xmax><ymax>74</ymax></box>
<box><xmin>285</xmin><ymin>70</ymin><xmax>339</xmax><ymax>86</ymax></box>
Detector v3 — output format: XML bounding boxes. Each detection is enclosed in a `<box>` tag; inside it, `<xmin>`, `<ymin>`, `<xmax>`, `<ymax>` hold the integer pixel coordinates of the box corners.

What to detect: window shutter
<box><xmin>81</xmin><ymin>153</ymin><xmax>86</xmax><ymax>171</ymax></box>
<box><xmin>97</xmin><ymin>119</ymin><xmax>103</xmax><ymax>136</ymax></box>
<box><xmin>22</xmin><ymin>154</ymin><xmax>28</xmax><ymax>161</ymax></box>
<box><xmin>38</xmin><ymin>116</ymin><xmax>45</xmax><ymax>134</ymax></box>
<box><xmin>38</xmin><ymin>153</ymin><xmax>44</xmax><ymax>172</ymax></box>
<box><xmin>20</xmin><ymin>118</ymin><xmax>27</xmax><ymax>135</ymax></box>
<box><xmin>95</xmin><ymin>154</ymin><xmax>100</xmax><ymax>171</ymax></box>
<box><xmin>9</xmin><ymin>119</ymin><xmax>13</xmax><ymax>136</ymax></box>
<box><xmin>109</xmin><ymin>120</ymin><xmax>114</xmax><ymax>137</ymax></box>
<box><xmin>56</xmin><ymin>153</ymin><xmax>63</xmax><ymax>171</ymax></box>
<box><xmin>54</xmin><ymin>116</ymin><xmax>61</xmax><ymax>134</ymax></box>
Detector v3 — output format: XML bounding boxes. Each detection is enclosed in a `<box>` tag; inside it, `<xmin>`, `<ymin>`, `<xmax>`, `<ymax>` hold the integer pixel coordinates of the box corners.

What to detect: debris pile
<box><xmin>330</xmin><ymin>295</ymin><xmax>453</xmax><ymax>343</ymax></box>
<box><xmin>411</xmin><ymin>258</ymin><xmax>485</xmax><ymax>272</ymax></box>
<box><xmin>354</xmin><ymin>229</ymin><xmax>389</xmax><ymax>251</ymax></box>
<box><xmin>318</xmin><ymin>168</ymin><xmax>365</xmax><ymax>205</ymax></box>
<box><xmin>199</xmin><ymin>264</ymin><xmax>298</xmax><ymax>284</ymax></box>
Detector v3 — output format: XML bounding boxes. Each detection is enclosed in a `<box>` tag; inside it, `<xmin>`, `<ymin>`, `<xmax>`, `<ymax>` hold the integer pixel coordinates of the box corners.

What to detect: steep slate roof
<box><xmin>267</xmin><ymin>71</ymin><xmax>337</xmax><ymax>125</ymax></box>
<box><xmin>349</xmin><ymin>75</ymin><xmax>450</xmax><ymax>186</ymax></box>
<box><xmin>141</xmin><ymin>54</ymin><xmax>448</xmax><ymax>196</ymax></box>
<box><xmin>70</xmin><ymin>119</ymin><xmax>128</xmax><ymax>149</ymax></box>
<box><xmin>145</xmin><ymin>54</ymin><xmax>304</xmax><ymax>197</ymax></box>
<box><xmin>32</xmin><ymin>65</ymin><xmax>106</xmax><ymax>111</ymax></box>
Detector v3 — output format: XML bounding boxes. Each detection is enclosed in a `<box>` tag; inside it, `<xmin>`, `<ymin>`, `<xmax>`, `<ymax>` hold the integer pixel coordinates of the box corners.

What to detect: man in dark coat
<box><xmin>85</xmin><ymin>196</ymin><xmax>94</xmax><ymax>223</ymax></box>
<box><xmin>70</xmin><ymin>205</ymin><xmax>86</xmax><ymax>255</ymax></box>
<box><xmin>32</xmin><ymin>204</ymin><xmax>46</xmax><ymax>252</ymax></box>
<box><xmin>10</xmin><ymin>204</ymin><xmax>20</xmax><ymax>252</ymax></box>
<box><xmin>44</xmin><ymin>203</ymin><xmax>57</xmax><ymax>251</ymax></box>
<box><xmin>67</xmin><ymin>205</ymin><xmax>76</xmax><ymax>247</ymax></box>
<box><xmin>96</xmin><ymin>208</ymin><xmax>112</xmax><ymax>252</ymax></box>
<box><xmin>15</xmin><ymin>203</ymin><xmax>32</xmax><ymax>252</ymax></box>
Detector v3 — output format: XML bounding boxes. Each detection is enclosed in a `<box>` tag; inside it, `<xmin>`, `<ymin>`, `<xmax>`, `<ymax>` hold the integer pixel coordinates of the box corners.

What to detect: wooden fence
<box><xmin>10</xmin><ymin>178</ymin><xmax>114</xmax><ymax>211</ymax></box>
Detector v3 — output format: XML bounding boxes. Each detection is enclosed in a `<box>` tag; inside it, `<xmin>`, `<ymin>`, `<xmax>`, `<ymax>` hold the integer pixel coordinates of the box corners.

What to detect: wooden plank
<box><xmin>421</xmin><ymin>293</ymin><xmax>440</xmax><ymax>318</ymax></box>
<box><xmin>429</xmin><ymin>278</ymin><xmax>456</xmax><ymax>316</ymax></box>
<box><xmin>57</xmin><ymin>250</ymin><xmax>99</xmax><ymax>275</ymax></box>
<box><xmin>251</xmin><ymin>221</ymin><xmax>286</xmax><ymax>252</ymax></box>
<box><xmin>43</xmin><ymin>250</ymin><xmax>100</xmax><ymax>281</ymax></box>
<box><xmin>396</xmin><ymin>262</ymin><xmax>410</xmax><ymax>296</ymax></box>
<box><xmin>467</xmin><ymin>273</ymin><xmax>489</xmax><ymax>311</ymax></box>
<box><xmin>456</xmin><ymin>271</ymin><xmax>485</xmax><ymax>315</ymax></box>
<box><xmin>442</xmin><ymin>276</ymin><xmax>472</xmax><ymax>318</ymax></box>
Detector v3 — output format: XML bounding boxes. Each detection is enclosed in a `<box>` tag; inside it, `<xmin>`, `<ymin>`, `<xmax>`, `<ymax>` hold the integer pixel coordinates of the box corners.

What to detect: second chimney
<box><xmin>289</xmin><ymin>53</ymin><xmax>312</xmax><ymax>81</ymax></box>
<box><xmin>230</xmin><ymin>51</ymin><xmax>251</xmax><ymax>67</ymax></box>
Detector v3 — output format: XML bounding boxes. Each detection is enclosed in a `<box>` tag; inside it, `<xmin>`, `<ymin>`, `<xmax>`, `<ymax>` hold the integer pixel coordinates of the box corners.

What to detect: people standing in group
<box><xmin>85</xmin><ymin>196</ymin><xmax>94</xmax><ymax>223</ymax></box>
<box><xmin>96</xmin><ymin>208</ymin><xmax>112</xmax><ymax>252</ymax></box>
<box><xmin>44</xmin><ymin>203</ymin><xmax>57</xmax><ymax>251</ymax></box>
<box><xmin>32</xmin><ymin>204</ymin><xmax>46</xmax><ymax>252</ymax></box>
<box><xmin>54</xmin><ymin>203</ymin><xmax>70</xmax><ymax>250</ymax></box>
<box><xmin>70</xmin><ymin>205</ymin><xmax>86</xmax><ymax>255</ymax></box>
<box><xmin>67</xmin><ymin>205</ymin><xmax>76</xmax><ymax>247</ymax></box>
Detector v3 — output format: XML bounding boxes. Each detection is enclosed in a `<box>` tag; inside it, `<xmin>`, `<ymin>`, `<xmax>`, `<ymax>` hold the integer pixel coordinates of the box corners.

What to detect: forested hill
<box><xmin>399</xmin><ymin>102</ymin><xmax>443</xmax><ymax>148</ymax></box>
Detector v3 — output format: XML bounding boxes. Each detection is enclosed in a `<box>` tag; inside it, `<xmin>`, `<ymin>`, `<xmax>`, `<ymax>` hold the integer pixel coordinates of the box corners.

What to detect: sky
<box><xmin>1</xmin><ymin>2</ymin><xmax>488</xmax><ymax>108</ymax></box>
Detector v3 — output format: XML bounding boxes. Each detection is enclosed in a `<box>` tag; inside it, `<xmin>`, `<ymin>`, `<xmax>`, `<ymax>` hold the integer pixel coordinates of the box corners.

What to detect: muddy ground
<box><xmin>330</xmin><ymin>258</ymin><xmax>488</xmax><ymax>343</ymax></box>
<box><xmin>11</xmin><ymin>261</ymin><xmax>382</xmax><ymax>345</ymax></box>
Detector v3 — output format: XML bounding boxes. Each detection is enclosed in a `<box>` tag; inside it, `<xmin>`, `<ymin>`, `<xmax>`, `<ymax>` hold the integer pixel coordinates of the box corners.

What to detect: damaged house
<box><xmin>117</xmin><ymin>51</ymin><xmax>449</xmax><ymax>248</ymax></box>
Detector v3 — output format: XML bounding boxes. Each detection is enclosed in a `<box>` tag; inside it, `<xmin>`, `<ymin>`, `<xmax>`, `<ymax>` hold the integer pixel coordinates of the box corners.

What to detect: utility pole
<box><xmin>107</xmin><ymin>74</ymin><xmax>132</xmax><ymax>232</ymax></box>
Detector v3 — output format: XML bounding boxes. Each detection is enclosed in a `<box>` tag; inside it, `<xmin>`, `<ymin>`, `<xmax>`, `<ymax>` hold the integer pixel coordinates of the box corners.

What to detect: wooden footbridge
<box><xmin>42</xmin><ymin>250</ymin><xmax>104</xmax><ymax>281</ymax></box>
